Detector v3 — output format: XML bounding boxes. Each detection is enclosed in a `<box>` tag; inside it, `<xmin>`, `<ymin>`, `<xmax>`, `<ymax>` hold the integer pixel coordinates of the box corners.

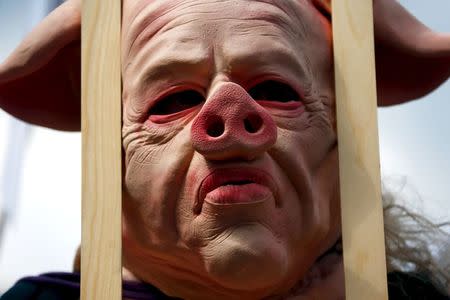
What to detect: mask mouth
<box><xmin>195</xmin><ymin>167</ymin><xmax>278</xmax><ymax>214</ymax></box>
<box><xmin>222</xmin><ymin>180</ymin><xmax>255</xmax><ymax>186</ymax></box>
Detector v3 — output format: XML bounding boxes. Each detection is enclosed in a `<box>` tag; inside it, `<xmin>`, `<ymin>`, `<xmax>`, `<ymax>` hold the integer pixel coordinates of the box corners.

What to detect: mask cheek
<box><xmin>308</xmin><ymin>146</ymin><xmax>341</xmax><ymax>258</ymax></box>
<box><xmin>122</xmin><ymin>147</ymin><xmax>177</xmax><ymax>247</ymax></box>
<box><xmin>123</xmin><ymin>129</ymin><xmax>196</xmax><ymax>248</ymax></box>
<box><xmin>270</xmin><ymin>122</ymin><xmax>338</xmax><ymax>241</ymax></box>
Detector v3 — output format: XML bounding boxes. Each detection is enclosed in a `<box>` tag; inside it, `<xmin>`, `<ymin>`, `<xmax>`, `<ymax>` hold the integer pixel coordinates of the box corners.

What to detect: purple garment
<box><xmin>18</xmin><ymin>272</ymin><xmax>175</xmax><ymax>299</ymax></box>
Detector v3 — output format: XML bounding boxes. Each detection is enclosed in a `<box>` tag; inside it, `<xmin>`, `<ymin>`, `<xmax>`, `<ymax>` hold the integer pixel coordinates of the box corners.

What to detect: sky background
<box><xmin>0</xmin><ymin>0</ymin><xmax>449</xmax><ymax>293</ymax></box>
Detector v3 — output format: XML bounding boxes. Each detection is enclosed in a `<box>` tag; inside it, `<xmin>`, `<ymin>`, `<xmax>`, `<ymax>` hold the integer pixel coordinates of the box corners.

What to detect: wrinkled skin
<box><xmin>121</xmin><ymin>1</ymin><xmax>342</xmax><ymax>299</ymax></box>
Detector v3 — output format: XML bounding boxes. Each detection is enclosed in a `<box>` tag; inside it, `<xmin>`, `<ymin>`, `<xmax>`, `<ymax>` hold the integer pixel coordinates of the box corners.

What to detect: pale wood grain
<box><xmin>332</xmin><ymin>1</ymin><xmax>389</xmax><ymax>299</ymax></box>
<box><xmin>81</xmin><ymin>0</ymin><xmax>122</xmax><ymax>299</ymax></box>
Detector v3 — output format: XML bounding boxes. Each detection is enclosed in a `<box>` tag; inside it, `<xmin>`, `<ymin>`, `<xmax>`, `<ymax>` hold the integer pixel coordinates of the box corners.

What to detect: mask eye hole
<box><xmin>149</xmin><ymin>90</ymin><xmax>204</xmax><ymax>116</ymax></box>
<box><xmin>248</xmin><ymin>80</ymin><xmax>300</xmax><ymax>103</ymax></box>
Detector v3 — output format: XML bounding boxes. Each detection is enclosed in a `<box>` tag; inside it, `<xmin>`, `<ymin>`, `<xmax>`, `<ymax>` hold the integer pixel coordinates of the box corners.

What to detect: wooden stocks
<box><xmin>81</xmin><ymin>0</ymin><xmax>122</xmax><ymax>299</ymax></box>
<box><xmin>81</xmin><ymin>0</ymin><xmax>388</xmax><ymax>299</ymax></box>
<box><xmin>333</xmin><ymin>0</ymin><xmax>388</xmax><ymax>299</ymax></box>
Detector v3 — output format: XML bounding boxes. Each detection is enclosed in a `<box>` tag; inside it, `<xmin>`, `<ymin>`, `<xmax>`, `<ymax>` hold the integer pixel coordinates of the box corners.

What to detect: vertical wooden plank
<box><xmin>332</xmin><ymin>1</ymin><xmax>388</xmax><ymax>299</ymax></box>
<box><xmin>81</xmin><ymin>0</ymin><xmax>122</xmax><ymax>299</ymax></box>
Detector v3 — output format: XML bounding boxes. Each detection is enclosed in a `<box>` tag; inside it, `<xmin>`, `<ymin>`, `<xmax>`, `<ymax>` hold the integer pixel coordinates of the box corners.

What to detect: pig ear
<box><xmin>0</xmin><ymin>0</ymin><xmax>81</xmax><ymax>131</ymax></box>
<box><xmin>312</xmin><ymin>0</ymin><xmax>450</xmax><ymax>106</ymax></box>
<box><xmin>373</xmin><ymin>0</ymin><xmax>450</xmax><ymax>105</ymax></box>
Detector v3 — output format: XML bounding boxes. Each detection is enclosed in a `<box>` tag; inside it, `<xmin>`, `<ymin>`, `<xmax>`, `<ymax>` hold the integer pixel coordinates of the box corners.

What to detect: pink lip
<box><xmin>194</xmin><ymin>168</ymin><xmax>278</xmax><ymax>214</ymax></box>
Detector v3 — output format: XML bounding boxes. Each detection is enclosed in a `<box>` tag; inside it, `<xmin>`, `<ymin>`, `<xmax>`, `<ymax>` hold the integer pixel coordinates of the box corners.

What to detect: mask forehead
<box><xmin>121</xmin><ymin>0</ymin><xmax>322</xmax><ymax>65</ymax></box>
<box><xmin>120</xmin><ymin>0</ymin><xmax>332</xmax><ymax>103</ymax></box>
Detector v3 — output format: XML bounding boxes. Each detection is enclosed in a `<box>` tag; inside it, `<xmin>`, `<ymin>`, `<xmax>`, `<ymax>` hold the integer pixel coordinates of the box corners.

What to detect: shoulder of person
<box><xmin>388</xmin><ymin>271</ymin><xmax>450</xmax><ymax>300</ymax></box>
<box><xmin>1</xmin><ymin>273</ymin><xmax>79</xmax><ymax>300</ymax></box>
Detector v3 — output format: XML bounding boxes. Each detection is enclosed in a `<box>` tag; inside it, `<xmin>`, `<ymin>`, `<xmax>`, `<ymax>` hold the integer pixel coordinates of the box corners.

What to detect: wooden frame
<box><xmin>333</xmin><ymin>1</ymin><xmax>388</xmax><ymax>299</ymax></box>
<box><xmin>81</xmin><ymin>0</ymin><xmax>122</xmax><ymax>299</ymax></box>
<box><xmin>81</xmin><ymin>0</ymin><xmax>388</xmax><ymax>299</ymax></box>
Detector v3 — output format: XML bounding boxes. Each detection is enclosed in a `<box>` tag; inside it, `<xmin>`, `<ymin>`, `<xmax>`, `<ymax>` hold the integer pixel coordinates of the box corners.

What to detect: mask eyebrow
<box><xmin>225</xmin><ymin>39</ymin><xmax>311</xmax><ymax>91</ymax></box>
<box><xmin>134</xmin><ymin>55</ymin><xmax>211</xmax><ymax>95</ymax></box>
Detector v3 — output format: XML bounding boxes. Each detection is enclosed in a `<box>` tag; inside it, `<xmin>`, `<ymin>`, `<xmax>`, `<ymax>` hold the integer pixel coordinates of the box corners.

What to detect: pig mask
<box><xmin>1</xmin><ymin>0</ymin><xmax>449</xmax><ymax>299</ymax></box>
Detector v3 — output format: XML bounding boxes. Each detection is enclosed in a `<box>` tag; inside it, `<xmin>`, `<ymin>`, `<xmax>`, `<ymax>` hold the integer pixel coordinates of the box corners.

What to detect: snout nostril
<box><xmin>244</xmin><ymin>113</ymin><xmax>263</xmax><ymax>134</ymax></box>
<box><xmin>206</xmin><ymin>117</ymin><xmax>225</xmax><ymax>137</ymax></box>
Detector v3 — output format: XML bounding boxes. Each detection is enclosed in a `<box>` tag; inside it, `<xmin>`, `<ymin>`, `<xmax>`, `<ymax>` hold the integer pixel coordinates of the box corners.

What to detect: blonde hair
<box><xmin>383</xmin><ymin>181</ymin><xmax>450</xmax><ymax>294</ymax></box>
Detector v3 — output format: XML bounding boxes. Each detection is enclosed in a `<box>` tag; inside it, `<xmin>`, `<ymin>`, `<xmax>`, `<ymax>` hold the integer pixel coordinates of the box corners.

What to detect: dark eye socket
<box><xmin>248</xmin><ymin>80</ymin><xmax>300</xmax><ymax>103</ymax></box>
<box><xmin>149</xmin><ymin>90</ymin><xmax>204</xmax><ymax>116</ymax></box>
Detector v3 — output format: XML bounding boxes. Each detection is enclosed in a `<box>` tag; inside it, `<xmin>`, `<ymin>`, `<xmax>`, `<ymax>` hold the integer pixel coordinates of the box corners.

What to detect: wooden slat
<box><xmin>332</xmin><ymin>1</ymin><xmax>388</xmax><ymax>299</ymax></box>
<box><xmin>81</xmin><ymin>0</ymin><xmax>122</xmax><ymax>299</ymax></box>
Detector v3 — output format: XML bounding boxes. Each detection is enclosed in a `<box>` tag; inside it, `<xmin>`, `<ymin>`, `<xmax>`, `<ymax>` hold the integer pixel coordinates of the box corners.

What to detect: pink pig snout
<box><xmin>191</xmin><ymin>82</ymin><xmax>277</xmax><ymax>160</ymax></box>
